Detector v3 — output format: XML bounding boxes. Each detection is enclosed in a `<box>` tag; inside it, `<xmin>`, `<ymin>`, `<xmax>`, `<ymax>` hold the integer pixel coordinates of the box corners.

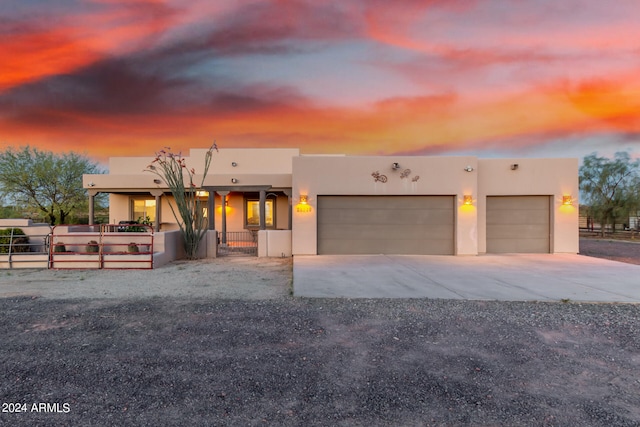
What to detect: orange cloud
<box><xmin>1</xmin><ymin>0</ymin><xmax>176</xmax><ymax>92</ymax></box>
<box><xmin>4</xmin><ymin>73</ymin><xmax>640</xmax><ymax>164</ymax></box>
<box><xmin>0</xmin><ymin>27</ymin><xmax>100</xmax><ymax>92</ymax></box>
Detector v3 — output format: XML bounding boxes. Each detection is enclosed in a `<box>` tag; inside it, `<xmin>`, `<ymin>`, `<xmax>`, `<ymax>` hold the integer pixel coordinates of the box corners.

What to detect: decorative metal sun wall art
<box><xmin>371</xmin><ymin>169</ymin><xmax>420</xmax><ymax>182</ymax></box>
<box><xmin>371</xmin><ymin>171</ymin><xmax>388</xmax><ymax>183</ymax></box>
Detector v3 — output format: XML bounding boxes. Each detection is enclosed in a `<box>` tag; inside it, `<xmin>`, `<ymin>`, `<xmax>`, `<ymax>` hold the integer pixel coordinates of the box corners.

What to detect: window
<box><xmin>246</xmin><ymin>199</ymin><xmax>274</xmax><ymax>228</ymax></box>
<box><xmin>132</xmin><ymin>199</ymin><xmax>156</xmax><ymax>222</ymax></box>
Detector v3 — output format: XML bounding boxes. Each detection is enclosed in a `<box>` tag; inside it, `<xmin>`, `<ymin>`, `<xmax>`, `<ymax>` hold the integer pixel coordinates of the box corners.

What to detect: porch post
<box><xmin>283</xmin><ymin>189</ymin><xmax>292</xmax><ymax>230</ymax></box>
<box><xmin>207</xmin><ymin>190</ymin><xmax>215</xmax><ymax>230</ymax></box>
<box><xmin>150</xmin><ymin>190</ymin><xmax>163</xmax><ymax>232</ymax></box>
<box><xmin>259</xmin><ymin>189</ymin><xmax>266</xmax><ymax>230</ymax></box>
<box><xmin>88</xmin><ymin>190</ymin><xmax>98</xmax><ymax>225</ymax></box>
<box><xmin>217</xmin><ymin>191</ymin><xmax>229</xmax><ymax>244</ymax></box>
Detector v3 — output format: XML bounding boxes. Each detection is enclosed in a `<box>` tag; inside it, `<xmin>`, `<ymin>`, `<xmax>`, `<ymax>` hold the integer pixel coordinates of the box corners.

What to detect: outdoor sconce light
<box><xmin>231</xmin><ymin>162</ymin><xmax>237</xmax><ymax>167</ymax></box>
<box><xmin>231</xmin><ymin>178</ymin><xmax>238</xmax><ymax>184</ymax></box>
<box><xmin>87</xmin><ymin>182</ymin><xmax>95</xmax><ymax>187</ymax></box>
<box><xmin>392</xmin><ymin>162</ymin><xmax>401</xmax><ymax>170</ymax></box>
<box><xmin>296</xmin><ymin>195</ymin><xmax>312</xmax><ymax>213</ymax></box>
<box><xmin>464</xmin><ymin>166</ymin><xmax>474</xmax><ymax>172</ymax></box>
<box><xmin>511</xmin><ymin>164</ymin><xmax>519</xmax><ymax>170</ymax></box>
<box><xmin>563</xmin><ymin>195</ymin><xmax>573</xmax><ymax>206</ymax></box>
<box><xmin>153</xmin><ymin>179</ymin><xmax>162</xmax><ymax>184</ymax></box>
<box><xmin>463</xmin><ymin>195</ymin><xmax>473</xmax><ymax>206</ymax></box>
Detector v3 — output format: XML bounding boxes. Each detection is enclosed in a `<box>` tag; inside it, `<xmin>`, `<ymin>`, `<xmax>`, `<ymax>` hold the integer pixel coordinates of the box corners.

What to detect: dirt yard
<box><xmin>1</xmin><ymin>242</ymin><xmax>640</xmax><ymax>426</ymax></box>
<box><xmin>579</xmin><ymin>236</ymin><xmax>640</xmax><ymax>265</ymax></box>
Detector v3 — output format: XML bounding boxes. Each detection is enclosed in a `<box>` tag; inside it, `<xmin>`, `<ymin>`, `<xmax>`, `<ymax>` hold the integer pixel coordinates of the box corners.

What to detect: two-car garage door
<box><xmin>317</xmin><ymin>195</ymin><xmax>454</xmax><ymax>255</ymax></box>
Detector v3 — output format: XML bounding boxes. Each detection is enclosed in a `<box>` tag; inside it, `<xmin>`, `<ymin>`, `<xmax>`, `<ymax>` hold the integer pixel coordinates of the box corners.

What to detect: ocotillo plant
<box><xmin>145</xmin><ymin>143</ymin><xmax>217</xmax><ymax>259</ymax></box>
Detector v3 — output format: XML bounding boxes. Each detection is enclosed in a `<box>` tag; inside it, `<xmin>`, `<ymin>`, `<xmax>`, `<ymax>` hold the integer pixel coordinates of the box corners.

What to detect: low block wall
<box><xmin>258</xmin><ymin>230</ymin><xmax>292</xmax><ymax>257</ymax></box>
<box><xmin>0</xmin><ymin>254</ymin><xmax>50</xmax><ymax>269</ymax></box>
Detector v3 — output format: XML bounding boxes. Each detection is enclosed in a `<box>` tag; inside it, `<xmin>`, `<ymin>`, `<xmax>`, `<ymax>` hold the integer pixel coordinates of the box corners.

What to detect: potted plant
<box><xmin>86</xmin><ymin>240</ymin><xmax>100</xmax><ymax>253</ymax></box>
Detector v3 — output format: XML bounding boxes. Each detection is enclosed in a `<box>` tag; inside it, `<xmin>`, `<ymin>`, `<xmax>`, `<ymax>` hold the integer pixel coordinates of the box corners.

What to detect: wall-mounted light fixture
<box><xmin>464</xmin><ymin>166</ymin><xmax>474</xmax><ymax>172</ymax></box>
<box><xmin>511</xmin><ymin>164</ymin><xmax>519</xmax><ymax>170</ymax></box>
<box><xmin>231</xmin><ymin>178</ymin><xmax>238</xmax><ymax>184</ymax></box>
<box><xmin>218</xmin><ymin>198</ymin><xmax>230</xmax><ymax>212</ymax></box>
<box><xmin>562</xmin><ymin>195</ymin><xmax>573</xmax><ymax>206</ymax></box>
<box><xmin>87</xmin><ymin>182</ymin><xmax>95</xmax><ymax>187</ymax></box>
<box><xmin>296</xmin><ymin>195</ymin><xmax>312</xmax><ymax>213</ymax></box>
<box><xmin>463</xmin><ymin>195</ymin><xmax>473</xmax><ymax>206</ymax></box>
<box><xmin>392</xmin><ymin>162</ymin><xmax>401</xmax><ymax>170</ymax></box>
<box><xmin>153</xmin><ymin>179</ymin><xmax>162</xmax><ymax>184</ymax></box>
<box><xmin>231</xmin><ymin>162</ymin><xmax>237</xmax><ymax>167</ymax></box>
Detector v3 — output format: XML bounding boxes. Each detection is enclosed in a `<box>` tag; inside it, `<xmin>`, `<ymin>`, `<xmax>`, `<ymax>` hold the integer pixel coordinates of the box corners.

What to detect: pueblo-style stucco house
<box><xmin>82</xmin><ymin>148</ymin><xmax>578</xmax><ymax>261</ymax></box>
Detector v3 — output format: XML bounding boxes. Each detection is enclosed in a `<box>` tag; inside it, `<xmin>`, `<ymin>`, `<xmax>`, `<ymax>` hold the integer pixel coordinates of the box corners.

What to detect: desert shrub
<box><xmin>0</xmin><ymin>228</ymin><xmax>30</xmax><ymax>253</ymax></box>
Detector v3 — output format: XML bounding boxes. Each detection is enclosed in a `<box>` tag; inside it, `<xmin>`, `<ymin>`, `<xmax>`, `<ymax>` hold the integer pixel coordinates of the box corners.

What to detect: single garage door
<box><xmin>317</xmin><ymin>195</ymin><xmax>454</xmax><ymax>255</ymax></box>
<box><xmin>486</xmin><ymin>196</ymin><xmax>550</xmax><ymax>253</ymax></box>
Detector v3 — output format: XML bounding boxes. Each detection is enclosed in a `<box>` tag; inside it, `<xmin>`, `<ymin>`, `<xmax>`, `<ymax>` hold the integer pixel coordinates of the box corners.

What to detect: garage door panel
<box><xmin>320</xmin><ymin>238</ymin><xmax>454</xmax><ymax>255</ymax></box>
<box><xmin>319</xmin><ymin>208</ymin><xmax>453</xmax><ymax>225</ymax></box>
<box><xmin>318</xmin><ymin>196</ymin><xmax>454</xmax><ymax>255</ymax></box>
<box><xmin>320</xmin><ymin>195</ymin><xmax>451</xmax><ymax>209</ymax></box>
<box><xmin>487</xmin><ymin>238</ymin><xmax>549</xmax><ymax>254</ymax></box>
<box><xmin>486</xmin><ymin>224</ymin><xmax>549</xmax><ymax>239</ymax></box>
<box><xmin>486</xmin><ymin>196</ymin><xmax>550</xmax><ymax>254</ymax></box>
<box><xmin>488</xmin><ymin>211</ymin><xmax>550</xmax><ymax>225</ymax></box>
<box><xmin>321</xmin><ymin>223</ymin><xmax>454</xmax><ymax>240</ymax></box>
<box><xmin>488</xmin><ymin>196</ymin><xmax>549</xmax><ymax>210</ymax></box>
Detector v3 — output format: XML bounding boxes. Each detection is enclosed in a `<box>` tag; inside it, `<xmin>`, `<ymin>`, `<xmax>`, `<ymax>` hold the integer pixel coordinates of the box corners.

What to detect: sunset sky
<box><xmin>2</xmin><ymin>0</ymin><xmax>640</xmax><ymax>166</ymax></box>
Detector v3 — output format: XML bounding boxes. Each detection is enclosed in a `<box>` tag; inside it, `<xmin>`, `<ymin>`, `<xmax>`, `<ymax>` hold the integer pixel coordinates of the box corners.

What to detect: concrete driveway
<box><xmin>293</xmin><ymin>254</ymin><xmax>640</xmax><ymax>302</ymax></box>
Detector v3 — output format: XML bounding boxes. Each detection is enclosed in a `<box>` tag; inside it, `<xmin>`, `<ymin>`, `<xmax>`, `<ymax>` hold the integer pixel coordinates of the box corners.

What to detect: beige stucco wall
<box><xmin>477</xmin><ymin>158</ymin><xmax>579</xmax><ymax>254</ymax></box>
<box><xmin>292</xmin><ymin>155</ymin><xmax>479</xmax><ymax>255</ymax></box>
<box><xmin>92</xmin><ymin>148</ymin><xmax>578</xmax><ymax>258</ymax></box>
<box><xmin>258</xmin><ymin>230</ymin><xmax>292</xmax><ymax>257</ymax></box>
<box><xmin>89</xmin><ymin>148</ymin><xmax>299</xmax><ymax>233</ymax></box>
<box><xmin>292</xmin><ymin>155</ymin><xmax>578</xmax><ymax>256</ymax></box>
<box><xmin>107</xmin><ymin>148</ymin><xmax>298</xmax><ymax>174</ymax></box>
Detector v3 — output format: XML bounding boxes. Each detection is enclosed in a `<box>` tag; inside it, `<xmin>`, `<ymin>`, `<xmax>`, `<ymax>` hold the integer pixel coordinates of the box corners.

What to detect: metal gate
<box><xmin>49</xmin><ymin>224</ymin><xmax>154</xmax><ymax>269</ymax></box>
<box><xmin>218</xmin><ymin>231</ymin><xmax>257</xmax><ymax>256</ymax></box>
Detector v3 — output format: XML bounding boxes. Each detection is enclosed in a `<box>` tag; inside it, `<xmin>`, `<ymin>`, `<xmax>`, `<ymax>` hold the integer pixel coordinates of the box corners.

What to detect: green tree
<box><xmin>145</xmin><ymin>144</ymin><xmax>217</xmax><ymax>259</ymax></box>
<box><xmin>0</xmin><ymin>146</ymin><xmax>103</xmax><ymax>225</ymax></box>
<box><xmin>579</xmin><ymin>152</ymin><xmax>640</xmax><ymax>236</ymax></box>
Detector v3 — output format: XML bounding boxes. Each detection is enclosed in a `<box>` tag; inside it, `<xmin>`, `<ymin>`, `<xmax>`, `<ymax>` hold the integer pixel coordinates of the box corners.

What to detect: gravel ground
<box><xmin>0</xmin><ymin>257</ymin><xmax>292</xmax><ymax>300</ymax></box>
<box><xmin>1</xmin><ymin>241</ymin><xmax>640</xmax><ymax>426</ymax></box>
<box><xmin>579</xmin><ymin>237</ymin><xmax>640</xmax><ymax>265</ymax></box>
